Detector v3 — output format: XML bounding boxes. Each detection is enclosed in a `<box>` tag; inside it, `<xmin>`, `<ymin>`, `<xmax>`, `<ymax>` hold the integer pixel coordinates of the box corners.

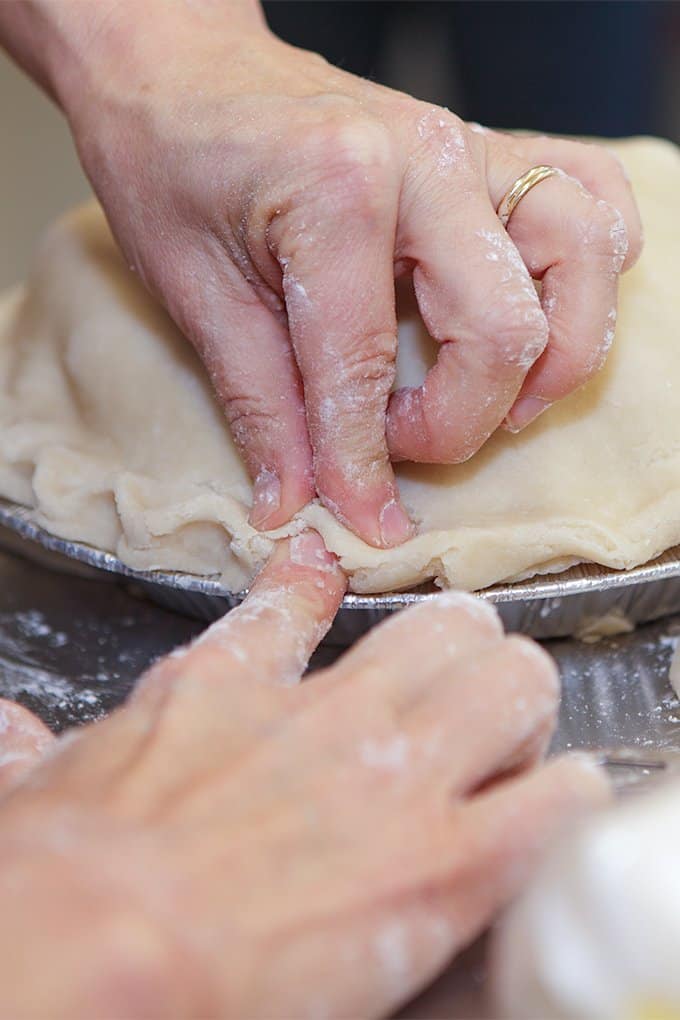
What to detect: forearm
<box><xmin>0</xmin><ymin>0</ymin><xmax>266</xmax><ymax>117</ymax></box>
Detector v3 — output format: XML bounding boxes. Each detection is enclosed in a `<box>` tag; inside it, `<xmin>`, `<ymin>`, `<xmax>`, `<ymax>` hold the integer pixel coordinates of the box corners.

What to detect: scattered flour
<box><xmin>669</xmin><ymin>642</ymin><xmax>680</xmax><ymax>701</ymax></box>
<box><xmin>359</xmin><ymin>735</ymin><xmax>410</xmax><ymax>773</ymax></box>
<box><xmin>0</xmin><ymin>657</ymin><xmax>101</xmax><ymax>717</ymax></box>
<box><xmin>374</xmin><ymin>920</ymin><xmax>411</xmax><ymax>993</ymax></box>
<box><xmin>6</xmin><ymin>610</ymin><xmax>68</xmax><ymax>648</ymax></box>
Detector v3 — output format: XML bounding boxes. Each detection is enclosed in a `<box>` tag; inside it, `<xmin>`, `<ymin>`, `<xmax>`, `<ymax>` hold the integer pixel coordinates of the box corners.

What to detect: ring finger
<box><xmin>485</xmin><ymin>140</ymin><xmax>630</xmax><ymax>431</ymax></box>
<box><xmin>387</xmin><ymin>111</ymin><xmax>549</xmax><ymax>463</ymax></box>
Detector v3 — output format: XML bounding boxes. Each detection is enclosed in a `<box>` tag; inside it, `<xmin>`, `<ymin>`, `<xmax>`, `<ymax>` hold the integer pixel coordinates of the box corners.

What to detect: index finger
<box><xmin>267</xmin><ymin>121</ymin><xmax>413</xmax><ymax>549</ymax></box>
<box><xmin>72</xmin><ymin>533</ymin><xmax>346</xmax><ymax>817</ymax></box>
<box><xmin>139</xmin><ymin>531</ymin><xmax>346</xmax><ymax>699</ymax></box>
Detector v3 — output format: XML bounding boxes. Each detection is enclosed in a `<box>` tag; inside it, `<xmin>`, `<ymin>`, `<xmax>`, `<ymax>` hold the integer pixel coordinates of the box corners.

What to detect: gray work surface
<box><xmin>2</xmin><ymin>545</ymin><xmax>680</xmax><ymax>1018</ymax></box>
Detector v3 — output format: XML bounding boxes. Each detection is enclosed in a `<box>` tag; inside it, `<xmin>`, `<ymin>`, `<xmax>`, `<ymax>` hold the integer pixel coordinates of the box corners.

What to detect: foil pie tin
<box><xmin>4</xmin><ymin>496</ymin><xmax>680</xmax><ymax>643</ymax></box>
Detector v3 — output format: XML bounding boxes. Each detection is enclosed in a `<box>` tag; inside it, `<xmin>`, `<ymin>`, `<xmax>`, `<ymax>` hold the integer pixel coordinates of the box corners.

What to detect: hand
<box><xmin>0</xmin><ymin>2</ymin><xmax>643</xmax><ymax>547</ymax></box>
<box><xmin>0</xmin><ymin>532</ymin><xmax>607</xmax><ymax>1018</ymax></box>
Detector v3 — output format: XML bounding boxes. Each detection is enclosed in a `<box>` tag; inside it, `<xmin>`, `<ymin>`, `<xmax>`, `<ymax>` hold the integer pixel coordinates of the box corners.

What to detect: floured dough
<box><xmin>0</xmin><ymin>137</ymin><xmax>678</xmax><ymax>594</ymax></box>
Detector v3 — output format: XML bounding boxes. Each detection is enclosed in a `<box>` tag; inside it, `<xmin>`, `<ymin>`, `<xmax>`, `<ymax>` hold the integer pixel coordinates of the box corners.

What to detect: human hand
<box><xmin>0</xmin><ymin>533</ymin><xmax>607</xmax><ymax>1018</ymax></box>
<box><xmin>0</xmin><ymin>2</ymin><xmax>643</xmax><ymax>547</ymax></box>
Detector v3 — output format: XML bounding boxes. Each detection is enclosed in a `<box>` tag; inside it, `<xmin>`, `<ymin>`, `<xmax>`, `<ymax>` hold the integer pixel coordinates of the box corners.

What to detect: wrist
<box><xmin>0</xmin><ymin>0</ymin><xmax>267</xmax><ymax>122</ymax></box>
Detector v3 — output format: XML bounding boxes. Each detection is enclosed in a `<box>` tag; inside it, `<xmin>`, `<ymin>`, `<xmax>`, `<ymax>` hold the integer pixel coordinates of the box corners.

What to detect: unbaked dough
<box><xmin>0</xmin><ymin>137</ymin><xmax>678</xmax><ymax>594</ymax></box>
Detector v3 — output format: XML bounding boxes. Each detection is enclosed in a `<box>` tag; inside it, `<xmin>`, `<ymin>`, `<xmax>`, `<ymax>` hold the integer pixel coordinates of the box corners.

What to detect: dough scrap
<box><xmin>0</xmin><ymin>137</ymin><xmax>678</xmax><ymax>594</ymax></box>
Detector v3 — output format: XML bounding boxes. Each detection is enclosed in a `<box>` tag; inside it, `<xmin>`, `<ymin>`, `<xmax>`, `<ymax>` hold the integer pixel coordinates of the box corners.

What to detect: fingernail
<box><xmin>504</xmin><ymin>396</ymin><xmax>551</xmax><ymax>433</ymax></box>
<box><xmin>289</xmin><ymin>531</ymin><xmax>338</xmax><ymax>571</ymax></box>
<box><xmin>379</xmin><ymin>499</ymin><xmax>413</xmax><ymax>548</ymax></box>
<box><xmin>249</xmin><ymin>468</ymin><xmax>281</xmax><ymax>529</ymax></box>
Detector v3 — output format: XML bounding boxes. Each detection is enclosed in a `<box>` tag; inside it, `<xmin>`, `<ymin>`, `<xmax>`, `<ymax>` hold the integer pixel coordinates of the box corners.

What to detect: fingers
<box><xmin>367</xmin><ymin>759</ymin><xmax>607</xmax><ymax>1019</ymax></box>
<box><xmin>387</xmin><ymin>111</ymin><xmax>548</xmax><ymax>463</ymax></box>
<box><xmin>169</xmin><ymin>248</ymin><xmax>314</xmax><ymax>530</ymax></box>
<box><xmin>329</xmin><ymin>591</ymin><xmax>504</xmax><ymax>706</ymax></box>
<box><xmin>80</xmin><ymin>527</ymin><xmax>343</xmax><ymax>807</ymax></box>
<box><xmin>252</xmin><ymin>755</ymin><xmax>608</xmax><ymax>1020</ymax></box>
<box><xmin>0</xmin><ymin>699</ymin><xmax>54</xmax><ymax>792</ymax></box>
<box><xmin>438</xmin><ymin>754</ymin><xmax>611</xmax><ymax>945</ymax></box>
<box><xmin>267</xmin><ymin>121</ymin><xmax>413</xmax><ymax>548</ymax></box>
<box><xmin>140</xmin><ymin>531</ymin><xmax>346</xmax><ymax>698</ymax></box>
<box><xmin>111</xmin><ymin>532</ymin><xmax>346</xmax><ymax>814</ymax></box>
<box><xmin>510</xmin><ymin>133</ymin><xmax>644</xmax><ymax>270</ymax></box>
<box><xmin>400</xmin><ymin>634</ymin><xmax>560</xmax><ymax>797</ymax></box>
<box><xmin>467</xmin><ymin>129</ymin><xmax>643</xmax><ymax>270</ymax></box>
<box><xmin>485</xmin><ymin>142</ymin><xmax>630</xmax><ymax>431</ymax></box>
<box><xmin>327</xmin><ymin>593</ymin><xmax>559</xmax><ymax>796</ymax></box>
<box><xmin>195</xmin><ymin>530</ymin><xmax>346</xmax><ymax>678</ymax></box>
<box><xmin>251</xmin><ymin>895</ymin><xmax>462</xmax><ymax>1020</ymax></box>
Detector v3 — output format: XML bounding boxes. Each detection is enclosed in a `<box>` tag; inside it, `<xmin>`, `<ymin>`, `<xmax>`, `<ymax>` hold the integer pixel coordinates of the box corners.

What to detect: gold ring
<box><xmin>496</xmin><ymin>165</ymin><xmax>560</xmax><ymax>228</ymax></box>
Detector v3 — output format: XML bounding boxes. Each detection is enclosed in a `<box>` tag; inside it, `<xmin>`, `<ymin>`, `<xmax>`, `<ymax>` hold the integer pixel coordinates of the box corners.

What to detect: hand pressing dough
<box><xmin>0</xmin><ymin>137</ymin><xmax>678</xmax><ymax>594</ymax></box>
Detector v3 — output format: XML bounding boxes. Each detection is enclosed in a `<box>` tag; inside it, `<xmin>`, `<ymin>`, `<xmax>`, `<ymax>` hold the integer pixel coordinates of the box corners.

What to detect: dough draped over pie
<box><xmin>0</xmin><ymin>137</ymin><xmax>678</xmax><ymax>593</ymax></box>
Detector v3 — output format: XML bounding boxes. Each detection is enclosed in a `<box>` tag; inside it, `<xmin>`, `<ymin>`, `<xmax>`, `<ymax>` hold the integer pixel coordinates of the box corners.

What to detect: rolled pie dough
<box><xmin>0</xmin><ymin>137</ymin><xmax>678</xmax><ymax>594</ymax></box>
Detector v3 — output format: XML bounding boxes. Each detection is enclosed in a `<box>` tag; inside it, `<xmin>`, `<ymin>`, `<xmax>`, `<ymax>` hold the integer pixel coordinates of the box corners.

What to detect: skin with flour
<box><xmin>0</xmin><ymin>533</ymin><xmax>608</xmax><ymax>1018</ymax></box>
<box><xmin>0</xmin><ymin>0</ymin><xmax>643</xmax><ymax>548</ymax></box>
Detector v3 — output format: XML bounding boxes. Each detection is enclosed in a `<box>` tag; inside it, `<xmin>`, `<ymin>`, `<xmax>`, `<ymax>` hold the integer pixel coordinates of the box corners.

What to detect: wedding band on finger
<box><xmin>496</xmin><ymin>165</ymin><xmax>560</xmax><ymax>229</ymax></box>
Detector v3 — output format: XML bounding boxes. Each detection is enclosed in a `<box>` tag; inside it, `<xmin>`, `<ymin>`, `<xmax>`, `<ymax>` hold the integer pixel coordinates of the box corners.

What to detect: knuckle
<box><xmin>551</xmin><ymin>306</ymin><xmax>618</xmax><ymax>391</ymax></box>
<box><xmin>310</xmin><ymin>343</ymin><xmax>396</xmax><ymax>477</ymax></box>
<box><xmin>318</xmin><ymin>332</ymin><xmax>397</xmax><ymax>407</ymax></box>
<box><xmin>0</xmin><ymin>698</ymin><xmax>36</xmax><ymax>735</ymax></box>
<box><xmin>417</xmin><ymin>414</ymin><xmax>480</xmax><ymax>464</ymax></box>
<box><xmin>392</xmin><ymin>590</ymin><xmax>503</xmax><ymax>644</ymax></box>
<box><xmin>563</xmin><ymin>361</ymin><xmax>597</xmax><ymax>394</ymax></box>
<box><xmin>410</xmin><ymin>386</ymin><xmax>480</xmax><ymax>464</ymax></box>
<box><xmin>268</xmin><ymin>116</ymin><xmax>395</xmax><ymax>253</ymax></box>
<box><xmin>325</xmin><ymin>117</ymin><xmax>393</xmax><ymax>169</ymax></box>
<box><xmin>593</xmin><ymin>199</ymin><xmax>626</xmax><ymax>243</ymax></box>
<box><xmin>580</xmin><ymin>142</ymin><xmax>631</xmax><ymax>195</ymax></box>
<box><xmin>225</xmin><ymin>392</ymin><xmax>283</xmax><ymax>450</ymax></box>
<box><xmin>342</xmin><ymin>331</ymin><xmax>397</xmax><ymax>382</ymax></box>
<box><xmin>303</xmin><ymin>117</ymin><xmax>393</xmax><ymax>207</ymax></box>
<box><xmin>626</xmin><ymin>224</ymin><xmax>644</xmax><ymax>266</ymax></box>
<box><xmin>423</xmin><ymin>431</ymin><xmax>476</xmax><ymax>465</ymax></box>
<box><xmin>576</xmin><ymin>333</ymin><xmax>616</xmax><ymax>384</ymax></box>
<box><xmin>469</xmin><ymin>232</ymin><xmax>549</xmax><ymax>367</ymax></box>
<box><xmin>597</xmin><ymin>146</ymin><xmax>629</xmax><ymax>181</ymax></box>
<box><xmin>485</xmin><ymin>306</ymin><xmax>550</xmax><ymax>372</ymax></box>
<box><xmin>410</xmin><ymin>104</ymin><xmax>473</xmax><ymax>173</ymax></box>
<box><xmin>428</xmin><ymin>591</ymin><xmax>504</xmax><ymax>638</ymax></box>
<box><xmin>503</xmin><ymin>635</ymin><xmax>560</xmax><ymax>700</ymax></box>
<box><xmin>575</xmin><ymin>199</ymin><xmax>629</xmax><ymax>271</ymax></box>
<box><xmin>569</xmin><ymin>139</ymin><xmax>618</xmax><ymax>173</ymax></box>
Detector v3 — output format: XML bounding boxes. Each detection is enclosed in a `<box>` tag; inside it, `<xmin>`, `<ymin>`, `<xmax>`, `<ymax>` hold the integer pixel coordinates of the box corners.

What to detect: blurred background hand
<box><xmin>0</xmin><ymin>533</ymin><xmax>608</xmax><ymax>1018</ymax></box>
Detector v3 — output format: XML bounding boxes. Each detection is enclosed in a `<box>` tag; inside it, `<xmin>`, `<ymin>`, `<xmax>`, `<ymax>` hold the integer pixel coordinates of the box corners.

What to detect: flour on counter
<box><xmin>669</xmin><ymin>642</ymin><xmax>680</xmax><ymax>701</ymax></box>
<box><xmin>6</xmin><ymin>609</ymin><xmax>69</xmax><ymax>648</ymax></box>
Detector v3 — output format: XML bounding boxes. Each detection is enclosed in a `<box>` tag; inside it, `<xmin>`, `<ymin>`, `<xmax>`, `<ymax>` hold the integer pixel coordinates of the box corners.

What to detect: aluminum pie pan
<box><xmin>3</xmin><ymin>496</ymin><xmax>680</xmax><ymax>642</ymax></box>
